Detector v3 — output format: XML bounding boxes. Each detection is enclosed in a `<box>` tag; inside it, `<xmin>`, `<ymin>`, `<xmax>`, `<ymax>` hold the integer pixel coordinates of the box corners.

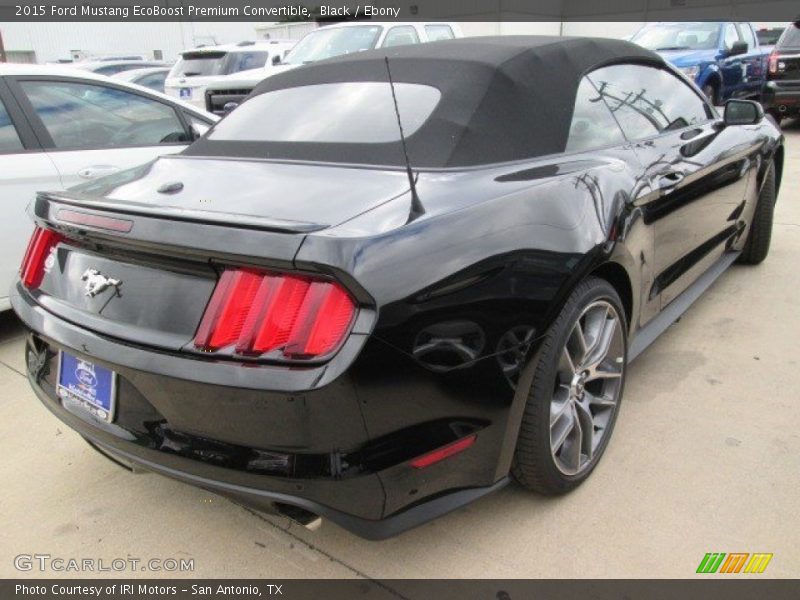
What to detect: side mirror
<box><xmin>725</xmin><ymin>40</ymin><xmax>748</xmax><ymax>57</ymax></box>
<box><xmin>723</xmin><ymin>99</ymin><xmax>764</xmax><ymax>126</ymax></box>
<box><xmin>272</xmin><ymin>55</ymin><xmax>281</xmax><ymax>66</ymax></box>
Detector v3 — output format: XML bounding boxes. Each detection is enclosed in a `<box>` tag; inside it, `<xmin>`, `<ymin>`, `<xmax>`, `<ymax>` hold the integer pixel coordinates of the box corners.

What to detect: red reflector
<box><xmin>57</xmin><ymin>209</ymin><xmax>133</xmax><ymax>233</ymax></box>
<box><xmin>20</xmin><ymin>227</ymin><xmax>65</xmax><ymax>289</ymax></box>
<box><xmin>409</xmin><ymin>434</ymin><xmax>477</xmax><ymax>469</ymax></box>
<box><xmin>194</xmin><ymin>268</ymin><xmax>356</xmax><ymax>360</ymax></box>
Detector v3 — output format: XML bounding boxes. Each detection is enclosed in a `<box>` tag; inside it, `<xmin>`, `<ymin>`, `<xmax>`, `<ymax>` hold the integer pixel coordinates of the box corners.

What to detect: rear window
<box><xmin>224</xmin><ymin>51</ymin><xmax>271</xmax><ymax>73</ymax></box>
<box><xmin>208</xmin><ymin>82</ymin><xmax>441</xmax><ymax>144</ymax></box>
<box><xmin>170</xmin><ymin>52</ymin><xmax>228</xmax><ymax>77</ymax></box>
<box><xmin>757</xmin><ymin>28</ymin><xmax>784</xmax><ymax>46</ymax></box>
<box><xmin>171</xmin><ymin>51</ymin><xmax>271</xmax><ymax>77</ymax></box>
<box><xmin>778</xmin><ymin>23</ymin><xmax>800</xmax><ymax>49</ymax></box>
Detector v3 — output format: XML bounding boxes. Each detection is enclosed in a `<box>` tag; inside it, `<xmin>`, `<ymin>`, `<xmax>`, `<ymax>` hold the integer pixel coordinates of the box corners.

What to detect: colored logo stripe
<box><xmin>719</xmin><ymin>553</ymin><xmax>749</xmax><ymax>573</ymax></box>
<box><xmin>697</xmin><ymin>552</ymin><xmax>773</xmax><ymax>574</ymax></box>
<box><xmin>697</xmin><ymin>553</ymin><xmax>726</xmax><ymax>573</ymax></box>
<box><xmin>744</xmin><ymin>553</ymin><xmax>773</xmax><ymax>573</ymax></box>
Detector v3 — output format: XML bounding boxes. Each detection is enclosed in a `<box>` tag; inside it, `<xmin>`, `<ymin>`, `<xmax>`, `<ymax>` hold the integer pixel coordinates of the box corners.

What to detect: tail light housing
<box><xmin>194</xmin><ymin>268</ymin><xmax>356</xmax><ymax>361</ymax></box>
<box><xmin>20</xmin><ymin>226</ymin><xmax>65</xmax><ymax>289</ymax></box>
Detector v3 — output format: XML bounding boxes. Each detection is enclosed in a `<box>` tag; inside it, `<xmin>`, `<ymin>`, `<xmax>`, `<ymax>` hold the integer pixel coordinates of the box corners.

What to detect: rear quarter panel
<box><xmin>295</xmin><ymin>150</ymin><xmax>646</xmax><ymax>507</ymax></box>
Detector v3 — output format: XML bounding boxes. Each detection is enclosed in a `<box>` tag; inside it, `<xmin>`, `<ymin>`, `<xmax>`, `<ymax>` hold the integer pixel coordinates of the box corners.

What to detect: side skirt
<box><xmin>629</xmin><ymin>251</ymin><xmax>740</xmax><ymax>361</ymax></box>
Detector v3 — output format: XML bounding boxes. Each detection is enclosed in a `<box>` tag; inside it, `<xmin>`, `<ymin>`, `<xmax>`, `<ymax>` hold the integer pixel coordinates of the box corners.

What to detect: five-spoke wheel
<box><xmin>550</xmin><ymin>301</ymin><xmax>624</xmax><ymax>475</ymax></box>
<box><xmin>513</xmin><ymin>277</ymin><xmax>628</xmax><ymax>494</ymax></box>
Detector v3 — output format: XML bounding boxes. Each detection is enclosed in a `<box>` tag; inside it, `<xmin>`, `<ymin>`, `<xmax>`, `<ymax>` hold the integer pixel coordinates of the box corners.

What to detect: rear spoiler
<box><xmin>30</xmin><ymin>191</ymin><xmax>312</xmax><ymax>266</ymax></box>
<box><xmin>36</xmin><ymin>190</ymin><xmax>327</xmax><ymax>234</ymax></box>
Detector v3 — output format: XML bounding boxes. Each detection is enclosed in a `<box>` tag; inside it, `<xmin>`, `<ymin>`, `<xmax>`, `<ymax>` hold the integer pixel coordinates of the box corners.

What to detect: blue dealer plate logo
<box><xmin>58</xmin><ymin>352</ymin><xmax>116</xmax><ymax>422</ymax></box>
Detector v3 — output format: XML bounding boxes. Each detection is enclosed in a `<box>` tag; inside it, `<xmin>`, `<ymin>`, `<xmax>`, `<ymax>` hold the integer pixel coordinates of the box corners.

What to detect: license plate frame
<box><xmin>57</xmin><ymin>352</ymin><xmax>117</xmax><ymax>423</ymax></box>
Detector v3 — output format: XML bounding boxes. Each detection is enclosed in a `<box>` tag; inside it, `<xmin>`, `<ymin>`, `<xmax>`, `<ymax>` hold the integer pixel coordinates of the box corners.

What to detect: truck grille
<box><xmin>205</xmin><ymin>88</ymin><xmax>254</xmax><ymax>115</ymax></box>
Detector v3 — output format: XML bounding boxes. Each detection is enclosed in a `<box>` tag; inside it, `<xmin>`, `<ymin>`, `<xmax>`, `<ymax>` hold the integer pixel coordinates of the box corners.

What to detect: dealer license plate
<box><xmin>57</xmin><ymin>352</ymin><xmax>116</xmax><ymax>423</ymax></box>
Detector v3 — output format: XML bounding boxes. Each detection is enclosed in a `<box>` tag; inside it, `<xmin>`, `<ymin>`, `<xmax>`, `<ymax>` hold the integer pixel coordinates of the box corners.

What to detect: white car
<box><xmin>0</xmin><ymin>63</ymin><xmax>217</xmax><ymax>311</ymax></box>
<box><xmin>72</xmin><ymin>60</ymin><xmax>168</xmax><ymax>76</ymax></box>
<box><xmin>164</xmin><ymin>40</ymin><xmax>295</xmax><ymax>110</ymax></box>
<box><xmin>112</xmin><ymin>67</ymin><xmax>171</xmax><ymax>93</ymax></box>
<box><xmin>204</xmin><ymin>22</ymin><xmax>462</xmax><ymax>115</ymax></box>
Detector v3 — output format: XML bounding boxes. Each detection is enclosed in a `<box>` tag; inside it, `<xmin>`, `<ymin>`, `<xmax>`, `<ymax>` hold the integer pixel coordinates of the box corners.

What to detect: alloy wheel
<box><xmin>549</xmin><ymin>300</ymin><xmax>625</xmax><ymax>476</ymax></box>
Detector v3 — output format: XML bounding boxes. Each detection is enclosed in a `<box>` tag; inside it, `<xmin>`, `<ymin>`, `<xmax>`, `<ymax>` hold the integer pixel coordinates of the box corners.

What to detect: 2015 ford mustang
<box><xmin>11</xmin><ymin>37</ymin><xmax>784</xmax><ymax>539</ymax></box>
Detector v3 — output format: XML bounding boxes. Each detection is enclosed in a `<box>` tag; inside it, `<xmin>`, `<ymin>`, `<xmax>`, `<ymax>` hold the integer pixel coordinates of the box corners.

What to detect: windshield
<box><xmin>169</xmin><ymin>50</ymin><xmax>271</xmax><ymax>78</ymax></box>
<box><xmin>282</xmin><ymin>26</ymin><xmax>382</xmax><ymax>65</ymax></box>
<box><xmin>778</xmin><ymin>23</ymin><xmax>800</xmax><ymax>49</ymax></box>
<box><xmin>632</xmin><ymin>23</ymin><xmax>721</xmax><ymax>51</ymax></box>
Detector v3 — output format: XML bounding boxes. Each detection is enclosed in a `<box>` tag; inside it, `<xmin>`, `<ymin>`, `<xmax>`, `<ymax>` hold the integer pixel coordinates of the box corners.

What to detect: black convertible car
<box><xmin>12</xmin><ymin>37</ymin><xmax>783</xmax><ymax>539</ymax></box>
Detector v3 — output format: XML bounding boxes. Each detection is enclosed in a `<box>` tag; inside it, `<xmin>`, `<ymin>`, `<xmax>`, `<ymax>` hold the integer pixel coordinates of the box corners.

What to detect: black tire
<box><xmin>512</xmin><ymin>277</ymin><xmax>627</xmax><ymax>495</ymax></box>
<box><xmin>738</xmin><ymin>160</ymin><xmax>777</xmax><ymax>265</ymax></box>
<box><xmin>702</xmin><ymin>83</ymin><xmax>718</xmax><ymax>106</ymax></box>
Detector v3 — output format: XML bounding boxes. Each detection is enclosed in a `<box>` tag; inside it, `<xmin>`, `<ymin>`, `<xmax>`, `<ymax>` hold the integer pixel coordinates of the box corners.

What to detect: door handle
<box><xmin>657</xmin><ymin>171</ymin><xmax>685</xmax><ymax>191</ymax></box>
<box><xmin>78</xmin><ymin>165</ymin><xmax>121</xmax><ymax>180</ymax></box>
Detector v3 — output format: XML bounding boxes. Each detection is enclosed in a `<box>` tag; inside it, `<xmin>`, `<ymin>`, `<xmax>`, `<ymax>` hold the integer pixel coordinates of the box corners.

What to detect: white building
<box><xmin>1</xmin><ymin>15</ymin><xmax>791</xmax><ymax>65</ymax></box>
<box><xmin>0</xmin><ymin>21</ymin><xmax>266</xmax><ymax>63</ymax></box>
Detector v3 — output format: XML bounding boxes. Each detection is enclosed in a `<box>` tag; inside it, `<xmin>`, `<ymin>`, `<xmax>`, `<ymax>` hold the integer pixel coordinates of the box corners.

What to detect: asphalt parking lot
<box><xmin>1</xmin><ymin>121</ymin><xmax>798</xmax><ymax>581</ymax></box>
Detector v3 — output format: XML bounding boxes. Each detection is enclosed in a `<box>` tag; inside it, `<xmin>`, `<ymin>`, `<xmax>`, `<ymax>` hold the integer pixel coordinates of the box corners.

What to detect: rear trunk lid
<box><xmin>29</xmin><ymin>156</ymin><xmax>408</xmax><ymax>350</ymax></box>
<box><xmin>61</xmin><ymin>155</ymin><xmax>411</xmax><ymax>232</ymax></box>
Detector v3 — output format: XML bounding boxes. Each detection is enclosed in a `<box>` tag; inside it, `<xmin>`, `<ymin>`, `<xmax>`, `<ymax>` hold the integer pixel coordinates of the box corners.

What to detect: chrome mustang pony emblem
<box><xmin>81</xmin><ymin>268</ymin><xmax>121</xmax><ymax>297</ymax></box>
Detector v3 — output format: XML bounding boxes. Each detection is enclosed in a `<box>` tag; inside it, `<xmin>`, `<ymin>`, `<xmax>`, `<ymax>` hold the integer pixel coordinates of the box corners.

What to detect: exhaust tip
<box><xmin>273</xmin><ymin>502</ymin><xmax>322</xmax><ymax>531</ymax></box>
<box><xmin>779</xmin><ymin>105</ymin><xmax>787</xmax><ymax>112</ymax></box>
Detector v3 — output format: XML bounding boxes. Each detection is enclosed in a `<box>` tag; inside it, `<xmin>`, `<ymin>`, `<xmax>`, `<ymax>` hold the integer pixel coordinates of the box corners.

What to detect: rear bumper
<box><xmin>762</xmin><ymin>81</ymin><xmax>800</xmax><ymax>115</ymax></box>
<box><xmin>27</xmin><ymin>371</ymin><xmax>506</xmax><ymax>540</ymax></box>
<box><xmin>12</xmin><ymin>287</ymin><xmax>510</xmax><ymax>539</ymax></box>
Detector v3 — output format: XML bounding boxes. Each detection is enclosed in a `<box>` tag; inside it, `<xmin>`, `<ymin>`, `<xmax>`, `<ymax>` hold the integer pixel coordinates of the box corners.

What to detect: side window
<box><xmin>20</xmin><ymin>80</ymin><xmax>189</xmax><ymax>150</ymax></box>
<box><xmin>228</xmin><ymin>52</ymin><xmax>270</xmax><ymax>73</ymax></box>
<box><xmin>0</xmin><ymin>98</ymin><xmax>24</xmax><ymax>153</ymax></box>
<box><xmin>425</xmin><ymin>25</ymin><xmax>455</xmax><ymax>42</ymax></box>
<box><xmin>737</xmin><ymin>23</ymin><xmax>755</xmax><ymax>51</ymax></box>
<box><xmin>723</xmin><ymin>23</ymin><xmax>741</xmax><ymax>51</ymax></box>
<box><xmin>588</xmin><ymin>64</ymin><xmax>712</xmax><ymax>141</ymax></box>
<box><xmin>382</xmin><ymin>26</ymin><xmax>420</xmax><ymax>48</ymax></box>
<box><xmin>566</xmin><ymin>78</ymin><xmax>626</xmax><ymax>152</ymax></box>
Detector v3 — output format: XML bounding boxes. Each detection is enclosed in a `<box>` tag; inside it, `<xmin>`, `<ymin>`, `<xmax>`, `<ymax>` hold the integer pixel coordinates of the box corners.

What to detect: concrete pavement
<box><xmin>1</xmin><ymin>122</ymin><xmax>799</xmax><ymax>580</ymax></box>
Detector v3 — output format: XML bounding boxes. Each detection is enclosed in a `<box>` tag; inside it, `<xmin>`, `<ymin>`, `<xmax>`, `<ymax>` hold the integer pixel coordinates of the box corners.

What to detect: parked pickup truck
<box><xmin>762</xmin><ymin>21</ymin><xmax>800</xmax><ymax>122</ymax></box>
<box><xmin>631</xmin><ymin>22</ymin><xmax>769</xmax><ymax>105</ymax></box>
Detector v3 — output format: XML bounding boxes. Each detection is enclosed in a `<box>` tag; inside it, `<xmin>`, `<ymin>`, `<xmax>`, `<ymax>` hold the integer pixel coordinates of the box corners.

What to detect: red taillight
<box><xmin>409</xmin><ymin>434</ymin><xmax>477</xmax><ymax>469</ymax></box>
<box><xmin>20</xmin><ymin>227</ymin><xmax>65</xmax><ymax>289</ymax></box>
<box><xmin>194</xmin><ymin>268</ymin><xmax>356</xmax><ymax>360</ymax></box>
<box><xmin>768</xmin><ymin>51</ymin><xmax>779</xmax><ymax>75</ymax></box>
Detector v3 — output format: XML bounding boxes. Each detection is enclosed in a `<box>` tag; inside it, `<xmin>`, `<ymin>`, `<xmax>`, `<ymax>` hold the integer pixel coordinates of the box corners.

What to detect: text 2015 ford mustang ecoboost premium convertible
<box><xmin>12</xmin><ymin>37</ymin><xmax>783</xmax><ymax>539</ymax></box>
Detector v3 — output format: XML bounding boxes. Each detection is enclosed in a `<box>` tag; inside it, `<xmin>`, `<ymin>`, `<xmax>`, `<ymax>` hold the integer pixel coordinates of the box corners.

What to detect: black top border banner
<box><xmin>1</xmin><ymin>0</ymin><xmax>799</xmax><ymax>22</ymax></box>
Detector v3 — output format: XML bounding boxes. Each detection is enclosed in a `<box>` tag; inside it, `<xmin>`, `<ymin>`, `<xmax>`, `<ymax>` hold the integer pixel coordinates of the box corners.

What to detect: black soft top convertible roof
<box><xmin>186</xmin><ymin>36</ymin><xmax>664</xmax><ymax>168</ymax></box>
